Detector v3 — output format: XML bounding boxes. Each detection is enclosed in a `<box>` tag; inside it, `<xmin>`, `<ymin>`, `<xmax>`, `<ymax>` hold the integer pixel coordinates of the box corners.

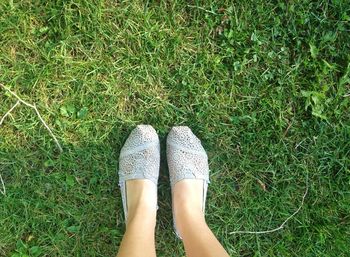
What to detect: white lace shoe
<box><xmin>167</xmin><ymin>126</ymin><xmax>210</xmax><ymax>238</ymax></box>
<box><xmin>118</xmin><ymin>125</ymin><xmax>160</xmax><ymax>222</ymax></box>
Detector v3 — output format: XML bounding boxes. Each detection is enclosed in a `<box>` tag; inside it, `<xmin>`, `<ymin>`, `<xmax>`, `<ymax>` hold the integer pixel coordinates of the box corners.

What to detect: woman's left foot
<box><xmin>119</xmin><ymin>125</ymin><xmax>160</xmax><ymax>223</ymax></box>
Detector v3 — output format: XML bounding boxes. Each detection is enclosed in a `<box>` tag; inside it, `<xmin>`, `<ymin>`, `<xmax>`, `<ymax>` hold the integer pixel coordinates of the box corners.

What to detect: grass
<box><xmin>0</xmin><ymin>0</ymin><xmax>349</xmax><ymax>256</ymax></box>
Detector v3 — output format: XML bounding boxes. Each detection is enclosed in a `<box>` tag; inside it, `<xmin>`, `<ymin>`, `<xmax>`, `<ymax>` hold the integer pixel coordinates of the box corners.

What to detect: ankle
<box><xmin>174</xmin><ymin>195</ymin><xmax>202</xmax><ymax>215</ymax></box>
<box><xmin>172</xmin><ymin>179</ymin><xmax>204</xmax><ymax>215</ymax></box>
<box><xmin>174</xmin><ymin>199</ymin><xmax>205</xmax><ymax>228</ymax></box>
<box><xmin>127</xmin><ymin>203</ymin><xmax>157</xmax><ymax>227</ymax></box>
<box><xmin>125</xmin><ymin>179</ymin><xmax>157</xmax><ymax>226</ymax></box>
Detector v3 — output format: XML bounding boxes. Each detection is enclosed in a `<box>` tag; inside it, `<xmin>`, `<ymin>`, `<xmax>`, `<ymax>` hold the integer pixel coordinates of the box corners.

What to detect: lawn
<box><xmin>0</xmin><ymin>0</ymin><xmax>349</xmax><ymax>256</ymax></box>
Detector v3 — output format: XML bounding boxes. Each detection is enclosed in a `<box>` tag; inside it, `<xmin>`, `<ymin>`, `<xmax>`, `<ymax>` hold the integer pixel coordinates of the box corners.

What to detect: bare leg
<box><xmin>173</xmin><ymin>180</ymin><xmax>229</xmax><ymax>257</ymax></box>
<box><xmin>117</xmin><ymin>180</ymin><xmax>157</xmax><ymax>257</ymax></box>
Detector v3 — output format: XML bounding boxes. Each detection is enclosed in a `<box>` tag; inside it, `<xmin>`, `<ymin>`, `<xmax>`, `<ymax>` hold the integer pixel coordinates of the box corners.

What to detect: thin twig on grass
<box><xmin>187</xmin><ymin>5</ymin><xmax>217</xmax><ymax>15</ymax></box>
<box><xmin>0</xmin><ymin>174</ymin><xmax>5</xmax><ymax>195</ymax></box>
<box><xmin>283</xmin><ymin>121</ymin><xmax>293</xmax><ymax>137</ymax></box>
<box><xmin>0</xmin><ymin>83</ymin><xmax>63</xmax><ymax>152</ymax></box>
<box><xmin>0</xmin><ymin>100</ymin><xmax>20</xmax><ymax>126</ymax></box>
<box><xmin>230</xmin><ymin>176</ymin><xmax>308</xmax><ymax>235</ymax></box>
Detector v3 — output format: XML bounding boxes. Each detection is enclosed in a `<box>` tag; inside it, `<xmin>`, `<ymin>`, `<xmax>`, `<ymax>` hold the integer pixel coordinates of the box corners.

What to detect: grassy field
<box><xmin>0</xmin><ymin>0</ymin><xmax>349</xmax><ymax>256</ymax></box>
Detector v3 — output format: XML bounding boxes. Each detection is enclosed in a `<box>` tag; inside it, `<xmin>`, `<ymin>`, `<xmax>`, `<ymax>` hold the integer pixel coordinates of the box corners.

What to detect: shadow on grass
<box><xmin>0</xmin><ymin>125</ymin><xmax>185</xmax><ymax>256</ymax></box>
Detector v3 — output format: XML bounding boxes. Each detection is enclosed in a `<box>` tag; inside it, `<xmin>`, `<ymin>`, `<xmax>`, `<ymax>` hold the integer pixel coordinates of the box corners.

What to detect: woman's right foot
<box><xmin>167</xmin><ymin>126</ymin><xmax>210</xmax><ymax>238</ymax></box>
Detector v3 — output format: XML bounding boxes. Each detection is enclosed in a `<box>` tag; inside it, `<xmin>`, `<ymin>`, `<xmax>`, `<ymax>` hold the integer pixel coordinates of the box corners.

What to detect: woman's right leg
<box><xmin>173</xmin><ymin>180</ymin><xmax>229</xmax><ymax>257</ymax></box>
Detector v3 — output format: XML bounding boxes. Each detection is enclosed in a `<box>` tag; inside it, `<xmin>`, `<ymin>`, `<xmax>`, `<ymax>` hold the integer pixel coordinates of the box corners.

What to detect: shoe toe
<box><xmin>167</xmin><ymin>126</ymin><xmax>204</xmax><ymax>152</ymax></box>
<box><xmin>122</xmin><ymin>124</ymin><xmax>158</xmax><ymax>152</ymax></box>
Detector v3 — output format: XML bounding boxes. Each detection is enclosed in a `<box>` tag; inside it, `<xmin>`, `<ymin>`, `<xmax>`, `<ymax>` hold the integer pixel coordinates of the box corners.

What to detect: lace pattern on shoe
<box><xmin>167</xmin><ymin>126</ymin><xmax>209</xmax><ymax>186</ymax></box>
<box><xmin>119</xmin><ymin>125</ymin><xmax>160</xmax><ymax>184</ymax></box>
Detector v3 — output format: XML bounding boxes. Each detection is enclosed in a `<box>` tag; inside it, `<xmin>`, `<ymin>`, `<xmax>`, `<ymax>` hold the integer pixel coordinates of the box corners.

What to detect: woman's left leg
<box><xmin>116</xmin><ymin>180</ymin><xmax>157</xmax><ymax>257</ymax></box>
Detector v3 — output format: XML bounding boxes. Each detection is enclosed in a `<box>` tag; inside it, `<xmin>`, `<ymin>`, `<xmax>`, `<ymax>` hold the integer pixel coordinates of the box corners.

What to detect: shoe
<box><xmin>118</xmin><ymin>125</ymin><xmax>160</xmax><ymax>222</ymax></box>
<box><xmin>166</xmin><ymin>126</ymin><xmax>210</xmax><ymax>238</ymax></box>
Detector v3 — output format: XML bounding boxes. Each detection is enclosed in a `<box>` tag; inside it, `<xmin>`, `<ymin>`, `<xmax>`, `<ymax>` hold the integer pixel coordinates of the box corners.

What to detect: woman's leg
<box><xmin>117</xmin><ymin>125</ymin><xmax>160</xmax><ymax>257</ymax></box>
<box><xmin>173</xmin><ymin>180</ymin><xmax>229</xmax><ymax>257</ymax></box>
<box><xmin>117</xmin><ymin>180</ymin><xmax>157</xmax><ymax>257</ymax></box>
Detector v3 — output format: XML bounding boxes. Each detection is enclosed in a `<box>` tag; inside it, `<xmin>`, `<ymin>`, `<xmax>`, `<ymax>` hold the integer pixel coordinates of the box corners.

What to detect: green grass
<box><xmin>0</xmin><ymin>0</ymin><xmax>349</xmax><ymax>256</ymax></box>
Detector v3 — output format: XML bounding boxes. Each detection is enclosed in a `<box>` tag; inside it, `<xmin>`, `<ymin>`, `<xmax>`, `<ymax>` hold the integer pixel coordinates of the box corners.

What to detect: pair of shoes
<box><xmin>118</xmin><ymin>125</ymin><xmax>210</xmax><ymax>238</ymax></box>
